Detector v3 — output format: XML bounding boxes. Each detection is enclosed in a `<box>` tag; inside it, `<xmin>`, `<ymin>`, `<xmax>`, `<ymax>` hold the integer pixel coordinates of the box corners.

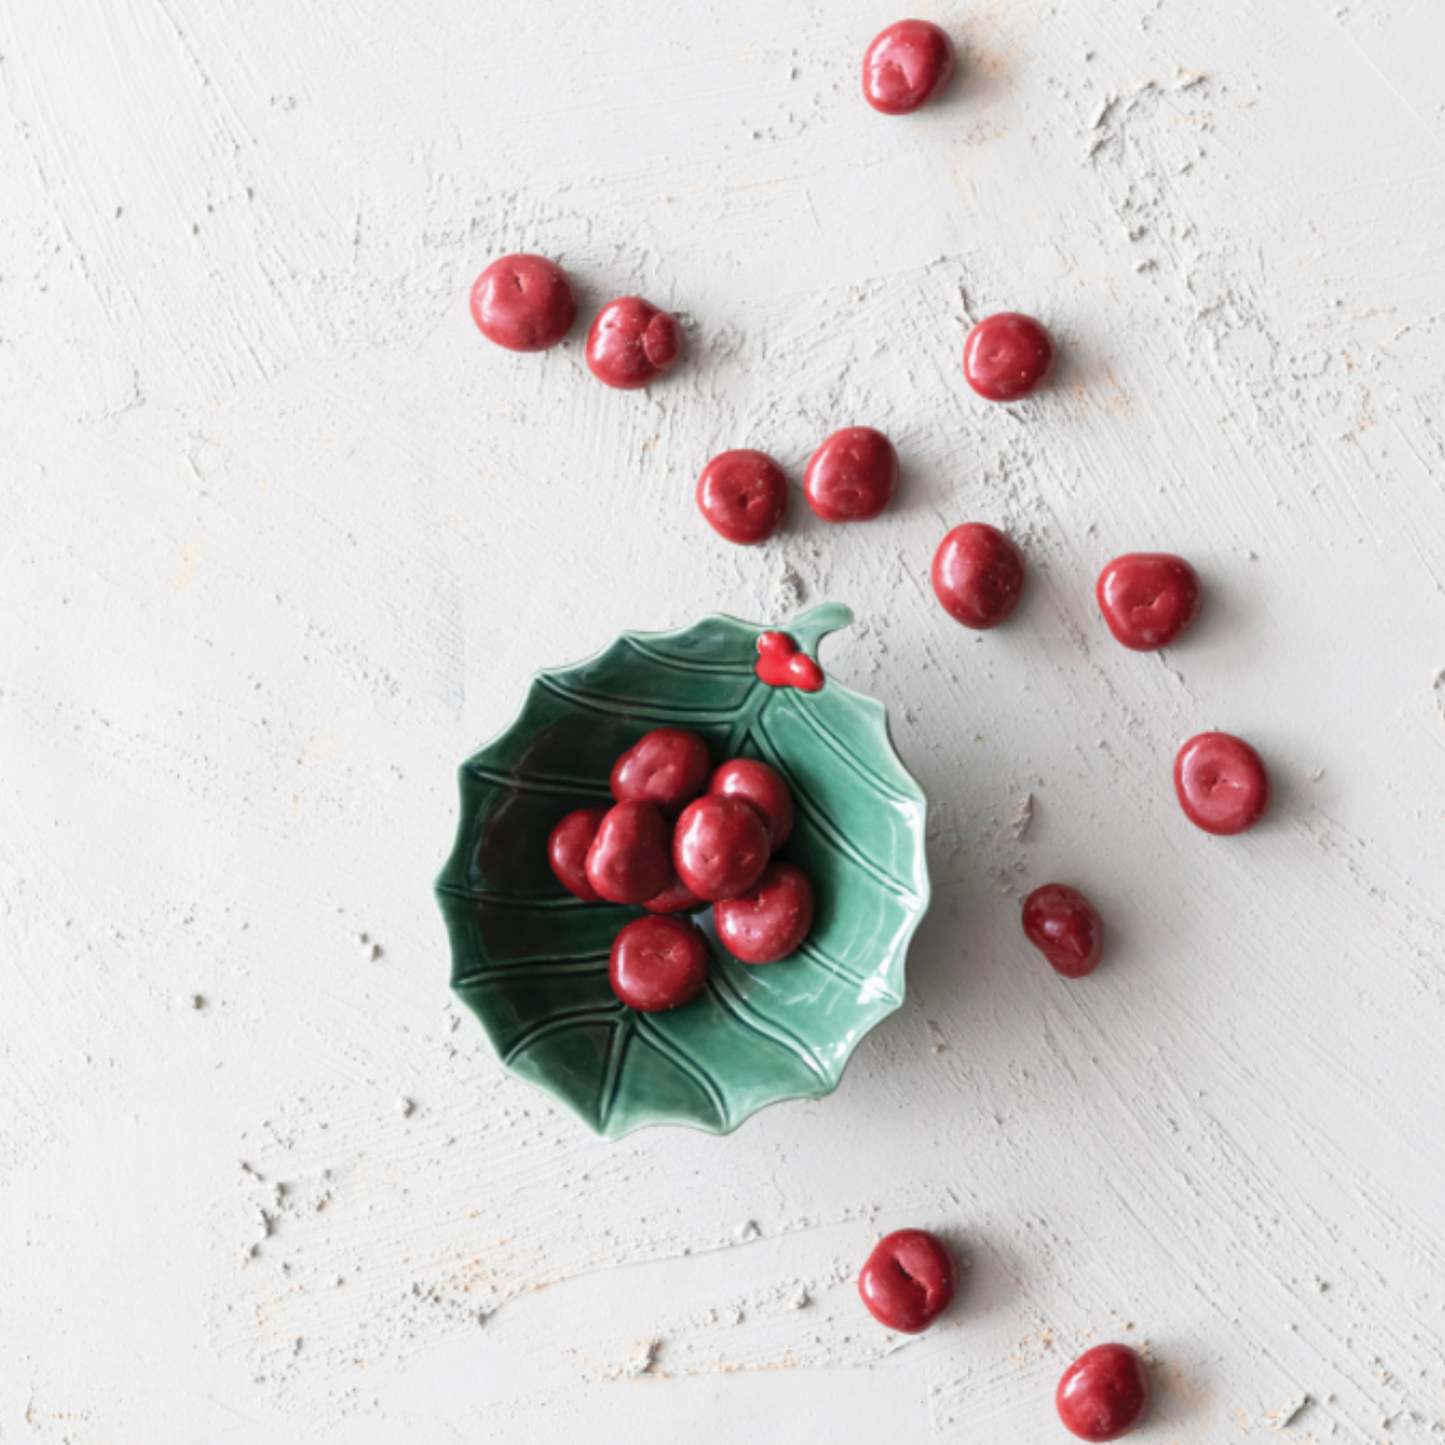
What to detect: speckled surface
<box><xmin>4</xmin><ymin>1</ymin><xmax>1445</xmax><ymax>1439</ymax></box>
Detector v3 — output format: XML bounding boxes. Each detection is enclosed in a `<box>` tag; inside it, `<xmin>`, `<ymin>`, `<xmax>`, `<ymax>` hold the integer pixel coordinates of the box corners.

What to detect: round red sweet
<box><xmin>547</xmin><ymin>807</ymin><xmax>608</xmax><ymax>902</ymax></box>
<box><xmin>857</xmin><ymin>1229</ymin><xmax>956</xmax><ymax>1333</ymax></box>
<box><xmin>714</xmin><ymin>863</ymin><xmax>814</xmax><ymax>964</ymax></box>
<box><xmin>586</xmin><ymin>296</ymin><xmax>682</xmax><ymax>389</ymax></box>
<box><xmin>804</xmin><ymin>427</ymin><xmax>899</xmax><ymax>523</ymax></box>
<box><xmin>962</xmin><ymin>312</ymin><xmax>1055</xmax><ymax>402</ymax></box>
<box><xmin>642</xmin><ymin>875</ymin><xmax>705</xmax><ymax>914</ymax></box>
<box><xmin>697</xmin><ymin>450</ymin><xmax>788</xmax><ymax>545</ymax></box>
<box><xmin>469</xmin><ymin>254</ymin><xmax>577</xmax><ymax>353</ymax></box>
<box><xmin>862</xmin><ymin>20</ymin><xmax>957</xmax><ymax>115</ymax></box>
<box><xmin>1056</xmin><ymin>1344</ymin><xmax>1151</xmax><ymax>1442</ymax></box>
<box><xmin>707</xmin><ymin>759</ymin><xmax>793</xmax><ymax>851</ymax></box>
<box><xmin>931</xmin><ymin>522</ymin><xmax>1026</xmax><ymax>629</ymax></box>
<box><xmin>672</xmin><ymin>795</ymin><xmax>770</xmax><ymax>902</ymax></box>
<box><xmin>609</xmin><ymin>915</ymin><xmax>709</xmax><ymax>1012</ymax></box>
<box><xmin>1022</xmin><ymin>884</ymin><xmax>1104</xmax><ymax>979</ymax></box>
<box><xmin>1174</xmin><ymin>732</ymin><xmax>1270</xmax><ymax>836</ymax></box>
<box><xmin>583</xmin><ymin>801</ymin><xmax>675</xmax><ymax>904</ymax></box>
<box><xmin>610</xmin><ymin>729</ymin><xmax>712</xmax><ymax>817</ymax></box>
<box><xmin>1097</xmin><ymin>554</ymin><xmax>1202</xmax><ymax>651</ymax></box>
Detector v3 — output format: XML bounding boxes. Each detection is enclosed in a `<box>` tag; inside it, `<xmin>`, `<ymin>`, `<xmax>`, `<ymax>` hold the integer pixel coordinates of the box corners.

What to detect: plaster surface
<box><xmin>4</xmin><ymin>1</ymin><xmax>1445</xmax><ymax>1440</ymax></box>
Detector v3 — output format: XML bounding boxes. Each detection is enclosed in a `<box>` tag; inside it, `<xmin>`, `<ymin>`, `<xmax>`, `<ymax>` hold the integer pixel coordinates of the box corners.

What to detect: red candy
<box><xmin>715</xmin><ymin>862</ymin><xmax>814</xmax><ymax>964</ymax></box>
<box><xmin>862</xmin><ymin>20</ymin><xmax>957</xmax><ymax>115</ymax></box>
<box><xmin>857</xmin><ymin>1229</ymin><xmax>956</xmax><ymax>1333</ymax></box>
<box><xmin>804</xmin><ymin>427</ymin><xmax>899</xmax><ymax>523</ymax></box>
<box><xmin>1056</xmin><ymin>1344</ymin><xmax>1151</xmax><ymax>1442</ymax></box>
<box><xmin>931</xmin><ymin>522</ymin><xmax>1027</xmax><ymax>630</ymax></box>
<box><xmin>672</xmin><ymin>795</ymin><xmax>770</xmax><ymax>902</ymax></box>
<box><xmin>962</xmin><ymin>312</ymin><xmax>1055</xmax><ymax>402</ymax></box>
<box><xmin>1022</xmin><ymin>884</ymin><xmax>1104</xmax><ymax>979</ymax></box>
<box><xmin>609</xmin><ymin>915</ymin><xmax>709</xmax><ymax>1012</ymax></box>
<box><xmin>547</xmin><ymin>807</ymin><xmax>608</xmax><ymax>902</ymax></box>
<box><xmin>1097</xmin><ymin>554</ymin><xmax>1202</xmax><ymax>651</ymax></box>
<box><xmin>697</xmin><ymin>450</ymin><xmax>788</xmax><ymax>545</ymax></box>
<box><xmin>469</xmin><ymin>254</ymin><xmax>577</xmax><ymax>353</ymax></box>
<box><xmin>610</xmin><ymin>728</ymin><xmax>712</xmax><ymax>817</ymax></box>
<box><xmin>708</xmin><ymin>759</ymin><xmax>793</xmax><ymax>851</ymax></box>
<box><xmin>586</xmin><ymin>296</ymin><xmax>682</xmax><ymax>389</ymax></box>
<box><xmin>755</xmin><ymin>632</ymin><xmax>824</xmax><ymax>692</ymax></box>
<box><xmin>1174</xmin><ymin>732</ymin><xmax>1270</xmax><ymax>836</ymax></box>
<box><xmin>642</xmin><ymin>875</ymin><xmax>705</xmax><ymax>914</ymax></box>
<box><xmin>584</xmin><ymin>801</ymin><xmax>674</xmax><ymax>904</ymax></box>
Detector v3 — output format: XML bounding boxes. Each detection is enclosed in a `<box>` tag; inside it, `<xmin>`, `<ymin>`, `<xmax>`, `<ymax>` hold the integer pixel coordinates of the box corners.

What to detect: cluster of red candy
<box><xmin>547</xmin><ymin>729</ymin><xmax>812</xmax><ymax>1012</ymax></box>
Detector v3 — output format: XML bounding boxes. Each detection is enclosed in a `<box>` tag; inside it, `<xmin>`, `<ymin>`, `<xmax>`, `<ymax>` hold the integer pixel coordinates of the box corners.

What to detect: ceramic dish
<box><xmin>434</xmin><ymin>602</ymin><xmax>931</xmax><ymax>1138</ymax></box>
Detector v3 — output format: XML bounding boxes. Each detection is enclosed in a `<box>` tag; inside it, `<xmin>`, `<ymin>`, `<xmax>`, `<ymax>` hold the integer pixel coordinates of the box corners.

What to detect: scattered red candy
<box><xmin>755</xmin><ymin>631</ymin><xmax>825</xmax><ymax>692</ymax></box>
<box><xmin>609</xmin><ymin>915</ymin><xmax>709</xmax><ymax>1012</ymax></box>
<box><xmin>708</xmin><ymin>758</ymin><xmax>793</xmax><ymax>851</ymax></box>
<box><xmin>697</xmin><ymin>450</ymin><xmax>788</xmax><ymax>545</ymax></box>
<box><xmin>857</xmin><ymin>1229</ymin><xmax>956</xmax><ymax>1333</ymax></box>
<box><xmin>1174</xmin><ymin>732</ymin><xmax>1270</xmax><ymax>836</ymax></box>
<box><xmin>1022</xmin><ymin>884</ymin><xmax>1105</xmax><ymax>979</ymax></box>
<box><xmin>715</xmin><ymin>862</ymin><xmax>814</xmax><ymax>964</ymax></box>
<box><xmin>1097</xmin><ymin>554</ymin><xmax>1202</xmax><ymax>651</ymax></box>
<box><xmin>584</xmin><ymin>801</ymin><xmax>675</xmax><ymax>904</ymax></box>
<box><xmin>672</xmin><ymin>795</ymin><xmax>770</xmax><ymax>902</ymax></box>
<box><xmin>804</xmin><ymin>427</ymin><xmax>899</xmax><ymax>523</ymax></box>
<box><xmin>1056</xmin><ymin>1344</ymin><xmax>1151</xmax><ymax>1442</ymax></box>
<box><xmin>469</xmin><ymin>254</ymin><xmax>577</xmax><ymax>353</ymax></box>
<box><xmin>862</xmin><ymin>20</ymin><xmax>957</xmax><ymax>115</ymax></box>
<box><xmin>610</xmin><ymin>728</ymin><xmax>713</xmax><ymax>817</ymax></box>
<box><xmin>931</xmin><ymin>522</ymin><xmax>1027</xmax><ymax>629</ymax></box>
<box><xmin>962</xmin><ymin>312</ymin><xmax>1055</xmax><ymax>402</ymax></box>
<box><xmin>547</xmin><ymin>807</ymin><xmax>608</xmax><ymax>902</ymax></box>
<box><xmin>586</xmin><ymin>296</ymin><xmax>682</xmax><ymax>389</ymax></box>
<box><xmin>642</xmin><ymin>875</ymin><xmax>706</xmax><ymax>914</ymax></box>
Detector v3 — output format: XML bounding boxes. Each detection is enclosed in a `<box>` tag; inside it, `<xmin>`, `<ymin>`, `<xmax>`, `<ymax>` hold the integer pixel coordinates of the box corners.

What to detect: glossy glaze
<box><xmin>1175</xmin><ymin>732</ymin><xmax>1270</xmax><ymax>835</ymax></box>
<box><xmin>962</xmin><ymin>312</ymin><xmax>1055</xmax><ymax>401</ymax></box>
<box><xmin>708</xmin><ymin>758</ymin><xmax>793</xmax><ymax>851</ymax></box>
<box><xmin>1022</xmin><ymin>883</ymin><xmax>1104</xmax><ymax>978</ymax></box>
<box><xmin>1097</xmin><ymin>553</ymin><xmax>1202</xmax><ymax>650</ymax></box>
<box><xmin>586</xmin><ymin>296</ymin><xmax>681</xmax><ymax>389</ymax></box>
<box><xmin>861</xmin><ymin>20</ymin><xmax>957</xmax><ymax>115</ymax></box>
<box><xmin>547</xmin><ymin>807</ymin><xmax>608</xmax><ymax>902</ymax></box>
<box><xmin>1056</xmin><ymin>1344</ymin><xmax>1152</xmax><ymax>1442</ymax></box>
<box><xmin>672</xmin><ymin>794</ymin><xmax>770</xmax><ymax>902</ymax></box>
<box><xmin>755</xmin><ymin>631</ymin><xmax>825</xmax><ymax>691</ymax></box>
<box><xmin>610</xmin><ymin>727</ymin><xmax>712</xmax><ymax>816</ymax></box>
<box><xmin>469</xmin><ymin>253</ymin><xmax>577</xmax><ymax>352</ymax></box>
<box><xmin>804</xmin><ymin>427</ymin><xmax>899</xmax><ymax>522</ymax></box>
<box><xmin>697</xmin><ymin>449</ymin><xmax>788</xmax><ymax>545</ymax></box>
<box><xmin>715</xmin><ymin>862</ymin><xmax>814</xmax><ymax>964</ymax></box>
<box><xmin>609</xmin><ymin>915</ymin><xmax>709</xmax><ymax>1012</ymax></box>
<box><xmin>434</xmin><ymin>602</ymin><xmax>932</xmax><ymax>1139</ymax></box>
<box><xmin>931</xmin><ymin>522</ymin><xmax>1027</xmax><ymax>629</ymax></box>
<box><xmin>858</xmin><ymin>1229</ymin><xmax>956</xmax><ymax>1333</ymax></box>
<box><xmin>583</xmin><ymin>800</ymin><xmax>674</xmax><ymax>903</ymax></box>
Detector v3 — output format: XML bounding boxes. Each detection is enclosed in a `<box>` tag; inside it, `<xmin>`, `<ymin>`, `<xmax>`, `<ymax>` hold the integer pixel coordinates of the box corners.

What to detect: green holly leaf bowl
<box><xmin>434</xmin><ymin>602</ymin><xmax>930</xmax><ymax>1139</ymax></box>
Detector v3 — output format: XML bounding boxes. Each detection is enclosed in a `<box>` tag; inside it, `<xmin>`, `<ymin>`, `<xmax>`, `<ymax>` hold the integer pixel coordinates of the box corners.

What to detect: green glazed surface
<box><xmin>434</xmin><ymin>602</ymin><xmax>931</xmax><ymax>1139</ymax></box>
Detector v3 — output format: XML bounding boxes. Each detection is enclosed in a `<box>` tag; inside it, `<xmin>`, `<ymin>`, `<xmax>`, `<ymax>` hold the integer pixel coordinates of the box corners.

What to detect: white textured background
<box><xmin>3</xmin><ymin>0</ymin><xmax>1445</xmax><ymax>1439</ymax></box>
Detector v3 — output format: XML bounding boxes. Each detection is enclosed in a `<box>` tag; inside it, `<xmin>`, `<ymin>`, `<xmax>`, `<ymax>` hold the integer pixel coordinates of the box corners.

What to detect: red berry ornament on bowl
<box><xmin>858</xmin><ymin>1229</ymin><xmax>956</xmax><ymax>1333</ymax></box>
<box><xmin>714</xmin><ymin>862</ymin><xmax>814</xmax><ymax>964</ymax></box>
<box><xmin>1056</xmin><ymin>1344</ymin><xmax>1151</xmax><ymax>1442</ymax></box>
<box><xmin>862</xmin><ymin>20</ymin><xmax>957</xmax><ymax>115</ymax></box>
<box><xmin>469</xmin><ymin>254</ymin><xmax>577</xmax><ymax>352</ymax></box>
<box><xmin>962</xmin><ymin>312</ymin><xmax>1055</xmax><ymax>401</ymax></box>
<box><xmin>1174</xmin><ymin>732</ymin><xmax>1270</xmax><ymax>836</ymax></box>
<box><xmin>586</xmin><ymin>296</ymin><xmax>681</xmax><ymax>389</ymax></box>
<box><xmin>1022</xmin><ymin>884</ymin><xmax>1104</xmax><ymax>979</ymax></box>
<box><xmin>1097</xmin><ymin>553</ymin><xmax>1202</xmax><ymax>651</ymax></box>
<box><xmin>931</xmin><ymin>522</ymin><xmax>1027</xmax><ymax>629</ymax></box>
<box><xmin>804</xmin><ymin>427</ymin><xmax>899</xmax><ymax>523</ymax></box>
<box><xmin>609</xmin><ymin>915</ymin><xmax>709</xmax><ymax>1013</ymax></box>
<box><xmin>610</xmin><ymin>728</ymin><xmax>712</xmax><ymax>817</ymax></box>
<box><xmin>697</xmin><ymin>450</ymin><xmax>788</xmax><ymax>545</ymax></box>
